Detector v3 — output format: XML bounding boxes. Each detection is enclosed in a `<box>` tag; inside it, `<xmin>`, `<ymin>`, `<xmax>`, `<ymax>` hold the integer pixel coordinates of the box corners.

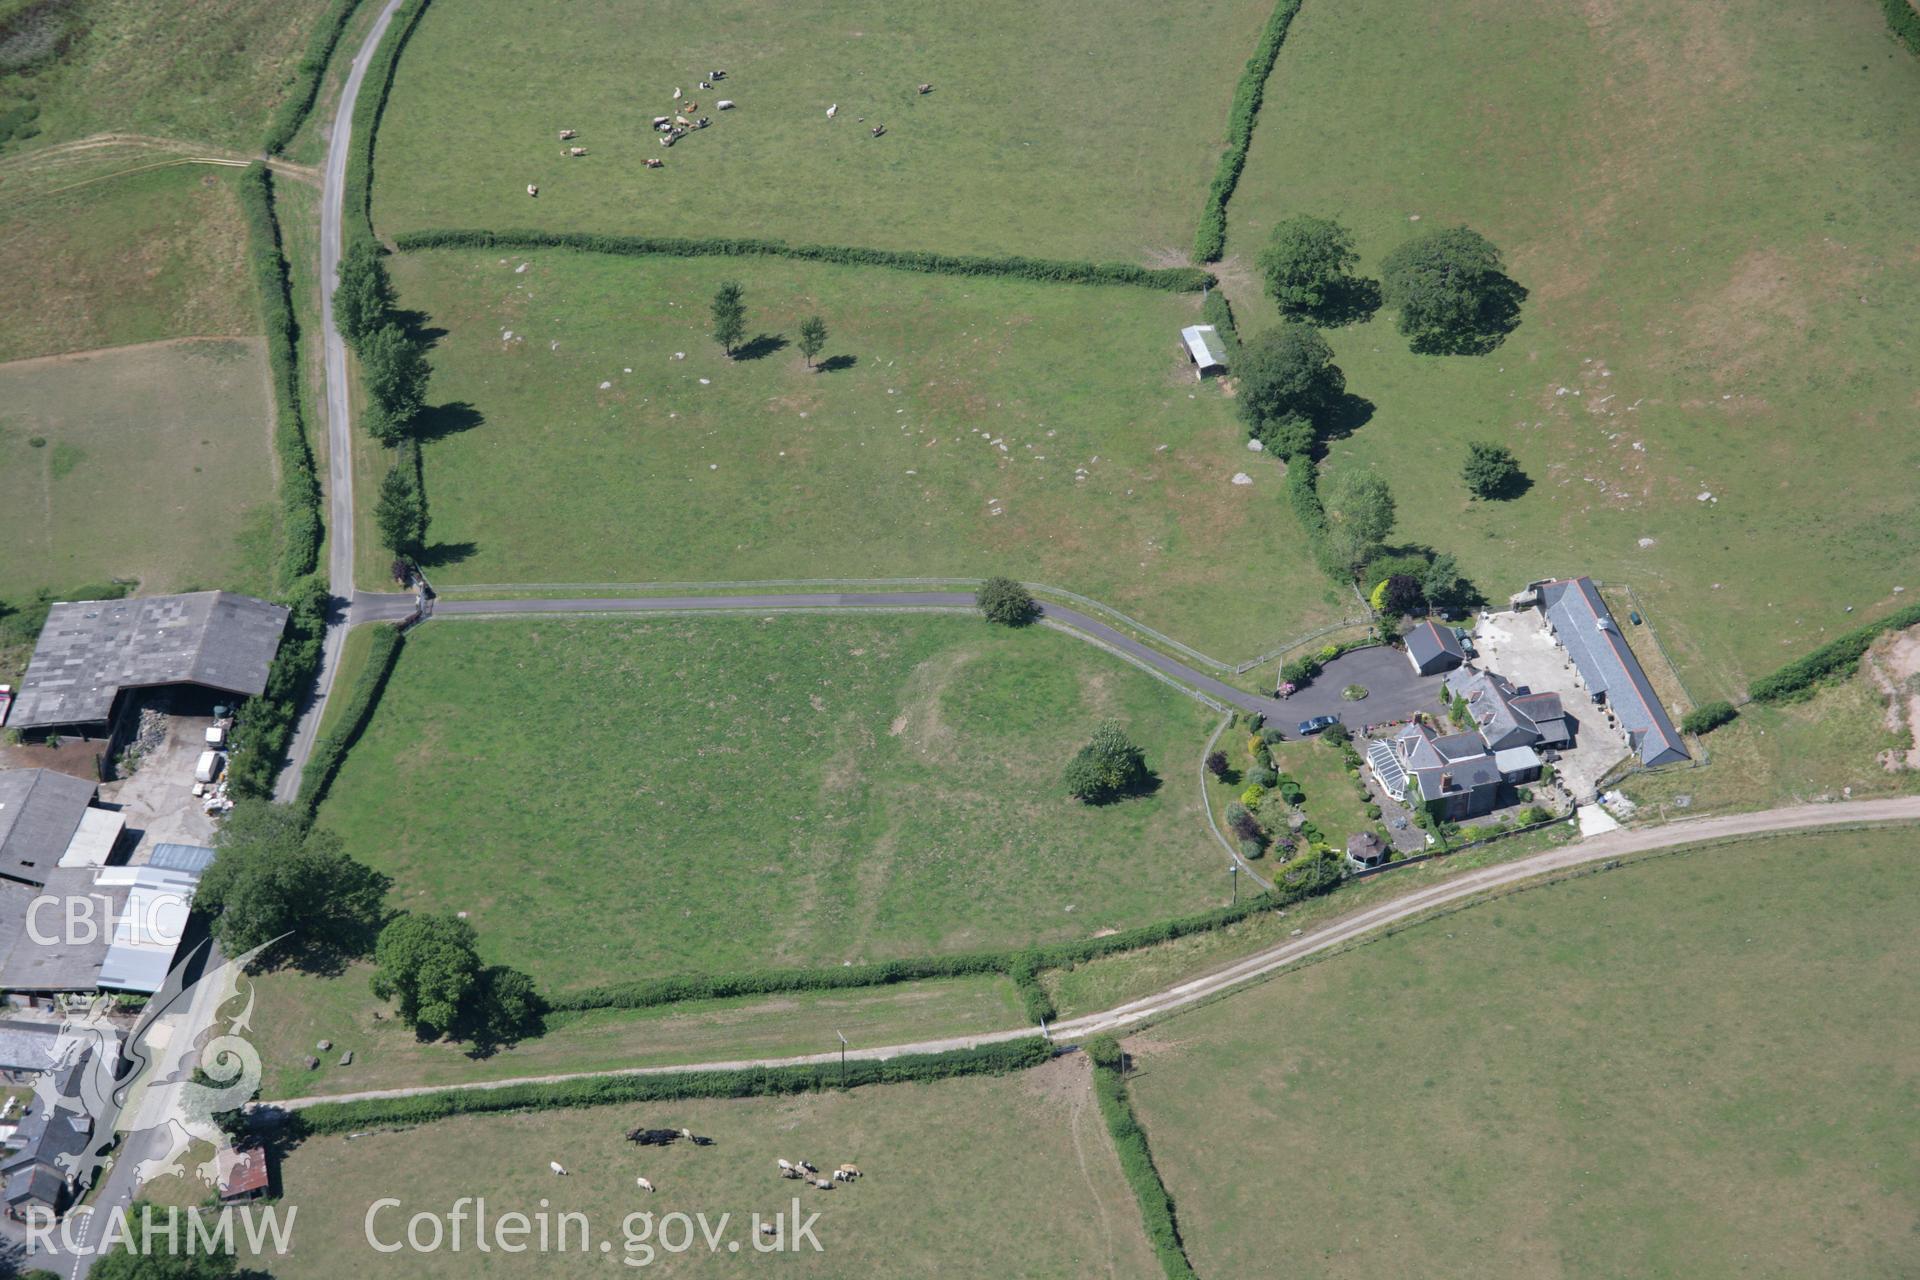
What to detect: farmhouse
<box><xmin>1179</xmin><ymin>324</ymin><xmax>1229</xmax><ymax>380</ymax></box>
<box><xmin>1525</xmin><ymin>577</ymin><xmax>1689</xmax><ymax>767</ymax></box>
<box><xmin>5</xmin><ymin>592</ymin><xmax>289</xmax><ymax>734</ymax></box>
<box><xmin>1</xmin><ymin>1044</ymin><xmax>99</xmax><ymax>1220</ymax></box>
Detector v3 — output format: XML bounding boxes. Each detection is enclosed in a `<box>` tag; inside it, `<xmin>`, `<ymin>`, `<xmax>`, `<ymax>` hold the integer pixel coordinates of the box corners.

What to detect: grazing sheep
<box><xmin>917</xmin><ymin>83</ymin><xmax>933</xmax><ymax>94</ymax></box>
<box><xmin>716</xmin><ymin>99</ymin><xmax>735</xmax><ymax>109</ymax></box>
<box><xmin>825</xmin><ymin>103</ymin><xmax>838</xmax><ymax>119</ymax></box>
<box><xmin>673</xmin><ymin>87</ymin><xmax>682</xmax><ymax>99</ymax></box>
<box><xmin>559</xmin><ymin>128</ymin><xmax>578</xmax><ymax>139</ymax></box>
<box><xmin>636</xmin><ymin>1177</ymin><xmax>655</xmax><ymax>1193</ymax></box>
<box><xmin>526</xmin><ymin>184</ymin><xmax>539</xmax><ymax>197</ymax></box>
<box><xmin>776</xmin><ymin>1159</ymin><xmax>793</xmax><ymax>1171</ymax></box>
<box><xmin>645</xmin><ymin>156</ymin><xmax>663</xmax><ymax>168</ymax></box>
<box><xmin>567</xmin><ymin>146</ymin><xmax>587</xmax><ymax>156</ymax></box>
<box><xmin>549</xmin><ymin>1161</ymin><xmax>568</xmax><ymax>1176</ymax></box>
<box><xmin>813</xmin><ymin>1179</ymin><xmax>833</xmax><ymax>1191</ymax></box>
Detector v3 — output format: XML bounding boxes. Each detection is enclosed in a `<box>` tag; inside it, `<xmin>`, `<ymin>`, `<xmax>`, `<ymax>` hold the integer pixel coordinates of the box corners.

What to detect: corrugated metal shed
<box><xmin>147</xmin><ymin>843</ymin><xmax>217</xmax><ymax>875</ymax></box>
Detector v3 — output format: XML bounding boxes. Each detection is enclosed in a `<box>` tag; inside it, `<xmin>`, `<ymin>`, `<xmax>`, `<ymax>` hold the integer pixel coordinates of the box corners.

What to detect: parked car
<box><xmin>1297</xmin><ymin>714</ymin><xmax>1341</xmax><ymax>737</ymax></box>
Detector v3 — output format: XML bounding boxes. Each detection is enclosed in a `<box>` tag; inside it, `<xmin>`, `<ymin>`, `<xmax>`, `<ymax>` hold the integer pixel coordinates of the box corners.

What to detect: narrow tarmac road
<box><xmin>267</xmin><ymin>794</ymin><xmax>1920</xmax><ymax>1110</ymax></box>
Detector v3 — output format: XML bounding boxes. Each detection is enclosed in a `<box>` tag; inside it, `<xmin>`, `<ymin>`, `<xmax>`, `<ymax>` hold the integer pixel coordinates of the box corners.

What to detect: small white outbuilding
<box><xmin>1180</xmin><ymin>324</ymin><xmax>1229</xmax><ymax>380</ymax></box>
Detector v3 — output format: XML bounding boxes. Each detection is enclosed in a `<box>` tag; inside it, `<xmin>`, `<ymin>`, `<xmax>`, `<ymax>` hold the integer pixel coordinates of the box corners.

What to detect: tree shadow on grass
<box><xmin>816</xmin><ymin>353</ymin><xmax>857</xmax><ymax>373</ymax></box>
<box><xmin>734</xmin><ymin>333</ymin><xmax>788</xmax><ymax>361</ymax></box>
<box><xmin>412</xmin><ymin>401</ymin><xmax>483</xmax><ymax>443</ymax></box>
<box><xmin>1409</xmin><ymin>274</ymin><xmax>1528</xmax><ymax>356</ymax></box>
<box><xmin>416</xmin><ymin>540</ymin><xmax>477</xmax><ymax>570</ymax></box>
<box><xmin>1317</xmin><ymin>392</ymin><xmax>1376</xmax><ymax>446</ymax></box>
<box><xmin>1477</xmin><ymin>469</ymin><xmax>1534</xmax><ymax>501</ymax></box>
<box><xmin>1302</xmin><ymin>276</ymin><xmax>1382</xmax><ymax>328</ymax></box>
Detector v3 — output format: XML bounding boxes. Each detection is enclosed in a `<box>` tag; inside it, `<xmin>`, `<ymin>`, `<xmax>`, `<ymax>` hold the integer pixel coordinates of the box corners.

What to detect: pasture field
<box><xmin>0</xmin><ymin>0</ymin><xmax>342</xmax><ymax>153</ymax></box>
<box><xmin>235</xmin><ymin>1057</ymin><xmax>1155</xmax><ymax>1278</ymax></box>
<box><xmin>385</xmin><ymin>248</ymin><xmax>1342</xmax><ymax>657</ymax></box>
<box><xmin>317</xmin><ymin>613</ymin><xmax>1224</xmax><ymax>992</ymax></box>
<box><xmin>372</xmin><ymin>0</ymin><xmax>1278</xmax><ymax>260</ymax></box>
<box><xmin>0</xmin><ymin>338</ymin><xmax>277</xmax><ymax>601</ymax></box>
<box><xmin>0</xmin><ymin>164</ymin><xmax>256</xmax><ymax>362</ymax></box>
<box><xmin>253</xmin><ymin>964</ymin><xmax>1025</xmax><ymax>1099</ymax></box>
<box><xmin>1129</xmin><ymin>828</ymin><xmax>1920</xmax><ymax>1278</ymax></box>
<box><xmin>1221</xmin><ymin>0</ymin><xmax>1920</xmax><ymax>696</ymax></box>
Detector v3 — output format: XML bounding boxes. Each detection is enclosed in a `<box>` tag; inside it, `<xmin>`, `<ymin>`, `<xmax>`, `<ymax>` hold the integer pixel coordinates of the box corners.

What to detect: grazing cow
<box><xmin>567</xmin><ymin>147</ymin><xmax>587</xmax><ymax>156</ymax></box>
<box><xmin>645</xmin><ymin>156</ymin><xmax>663</xmax><ymax>168</ymax></box>
<box><xmin>780</xmin><ymin>1167</ymin><xmax>802</xmax><ymax>1180</ymax></box>
<box><xmin>825</xmin><ymin>103</ymin><xmax>838</xmax><ymax>119</ymax></box>
<box><xmin>776</xmin><ymin>1159</ymin><xmax>793</xmax><ymax>1171</ymax></box>
<box><xmin>760</xmin><ymin>1224</ymin><xmax>776</xmax><ymax>1238</ymax></box>
<box><xmin>837</xmin><ymin>1164</ymin><xmax>861</xmax><ymax>1179</ymax></box>
<box><xmin>652</xmin><ymin>115</ymin><xmax>670</xmax><ymax>127</ymax></box>
<box><xmin>798</xmin><ymin>1160</ymin><xmax>817</xmax><ymax>1174</ymax></box>
<box><xmin>526</xmin><ymin>184</ymin><xmax>539</xmax><ymax>197</ymax></box>
<box><xmin>831</xmin><ymin>1170</ymin><xmax>850</xmax><ymax>1183</ymax></box>
<box><xmin>917</xmin><ymin>83</ymin><xmax>933</xmax><ymax>94</ymax></box>
<box><xmin>813</xmin><ymin>1179</ymin><xmax>833</xmax><ymax>1191</ymax></box>
<box><xmin>549</xmin><ymin>1162</ymin><xmax>568</xmax><ymax>1176</ymax></box>
<box><xmin>683</xmin><ymin>101</ymin><xmax>697</xmax><ymax>111</ymax></box>
<box><xmin>870</xmin><ymin>124</ymin><xmax>886</xmax><ymax>137</ymax></box>
<box><xmin>672</xmin><ymin>87</ymin><xmax>682</xmax><ymax>100</ymax></box>
<box><xmin>636</xmin><ymin>1177</ymin><xmax>655</xmax><ymax>1193</ymax></box>
<box><xmin>559</xmin><ymin>128</ymin><xmax>578</xmax><ymax>139</ymax></box>
<box><xmin>695</xmin><ymin>117</ymin><xmax>710</xmax><ymax>129</ymax></box>
<box><xmin>674</xmin><ymin>114</ymin><xmax>690</xmax><ymax>126</ymax></box>
<box><xmin>698</xmin><ymin>80</ymin><xmax>712</xmax><ymax>89</ymax></box>
<box><xmin>710</xmin><ymin>69</ymin><xmax>726</xmax><ymax>80</ymax></box>
<box><xmin>717</xmin><ymin>99</ymin><xmax>735</xmax><ymax>109</ymax></box>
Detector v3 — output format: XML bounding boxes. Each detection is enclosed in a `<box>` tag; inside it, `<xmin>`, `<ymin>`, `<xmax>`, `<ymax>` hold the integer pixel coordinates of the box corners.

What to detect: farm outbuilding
<box><xmin>7</xmin><ymin>592</ymin><xmax>289</xmax><ymax>733</ymax></box>
<box><xmin>1179</xmin><ymin>324</ymin><xmax>1229</xmax><ymax>379</ymax></box>
<box><xmin>1405</xmin><ymin>619</ymin><xmax>1466</xmax><ymax>675</ymax></box>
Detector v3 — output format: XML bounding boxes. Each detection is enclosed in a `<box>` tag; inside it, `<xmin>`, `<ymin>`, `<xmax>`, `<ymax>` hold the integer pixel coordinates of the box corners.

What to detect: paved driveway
<box><xmin>1275</xmin><ymin>645</ymin><xmax>1447</xmax><ymax>738</ymax></box>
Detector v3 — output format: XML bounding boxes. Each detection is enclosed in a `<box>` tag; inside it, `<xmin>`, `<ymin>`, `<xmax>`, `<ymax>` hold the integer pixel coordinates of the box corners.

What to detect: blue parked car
<box><xmin>1297</xmin><ymin>714</ymin><xmax>1341</xmax><ymax>736</ymax></box>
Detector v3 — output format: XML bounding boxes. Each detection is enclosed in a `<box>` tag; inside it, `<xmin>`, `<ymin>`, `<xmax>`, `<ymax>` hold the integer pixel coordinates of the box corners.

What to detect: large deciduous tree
<box><xmin>1380</xmin><ymin>225</ymin><xmax>1515</xmax><ymax>354</ymax></box>
<box><xmin>1321</xmin><ymin>469</ymin><xmax>1396</xmax><ymax>577</ymax></box>
<box><xmin>1235</xmin><ymin>323</ymin><xmax>1346</xmax><ymax>459</ymax></box>
<box><xmin>1065</xmin><ymin>720</ymin><xmax>1150</xmax><ymax>804</ymax></box>
<box><xmin>197</xmin><ymin>800</ymin><xmax>389</xmax><ymax>966</ymax></box>
<box><xmin>711</xmin><ymin>281</ymin><xmax>746</xmax><ymax>358</ymax></box>
<box><xmin>1257</xmin><ymin>215</ymin><xmax>1360</xmax><ymax>316</ymax></box>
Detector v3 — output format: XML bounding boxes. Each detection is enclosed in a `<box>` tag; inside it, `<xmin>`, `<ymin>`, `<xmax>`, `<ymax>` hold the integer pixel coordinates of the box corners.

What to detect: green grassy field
<box><xmin>0</xmin><ymin>0</ymin><xmax>342</xmax><ymax>154</ymax></box>
<box><xmin>221</xmin><ymin>1057</ymin><xmax>1154</xmax><ymax>1277</ymax></box>
<box><xmin>372</xmin><ymin>0</ymin><xmax>1276</xmax><ymax>260</ymax></box>
<box><xmin>385</xmin><ymin>247</ymin><xmax>1341</xmax><ymax>656</ymax></box>
<box><xmin>1129</xmin><ymin>828</ymin><xmax>1920</xmax><ymax>1277</ymax></box>
<box><xmin>0</xmin><ymin>164</ymin><xmax>257</xmax><ymax>362</ymax></box>
<box><xmin>0</xmin><ymin>338</ymin><xmax>277</xmax><ymax>601</ymax></box>
<box><xmin>253</xmin><ymin>963</ymin><xmax>1025</xmax><ymax>1099</ymax></box>
<box><xmin>318</xmin><ymin>613</ymin><xmax>1225</xmax><ymax>992</ymax></box>
<box><xmin>1219</xmin><ymin>0</ymin><xmax>1920</xmax><ymax>696</ymax></box>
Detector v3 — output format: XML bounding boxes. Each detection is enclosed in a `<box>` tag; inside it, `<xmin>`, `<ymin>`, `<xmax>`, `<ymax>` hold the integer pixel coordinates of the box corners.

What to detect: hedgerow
<box><xmin>234</xmin><ymin>163</ymin><xmax>323</xmax><ymax>589</ymax></box>
<box><xmin>296</xmin><ymin>624</ymin><xmax>405</xmax><ymax>817</ymax></box>
<box><xmin>262</xmin><ymin>0</ymin><xmax>368</xmax><ymax>155</ymax></box>
<box><xmin>226</xmin><ymin>577</ymin><xmax>329</xmax><ymax>799</ymax></box>
<box><xmin>394</xmin><ymin>228</ymin><xmax>1215</xmax><ymax>293</ymax></box>
<box><xmin>288</xmin><ymin>1038</ymin><xmax>1053</xmax><ymax>1135</ymax></box>
<box><xmin>1747</xmin><ymin>602</ymin><xmax>1920</xmax><ymax>704</ymax></box>
<box><xmin>1883</xmin><ymin>0</ymin><xmax>1920</xmax><ymax>55</ymax></box>
<box><xmin>344</xmin><ymin>0</ymin><xmax>433</xmax><ymax>247</ymax></box>
<box><xmin>1193</xmin><ymin>0</ymin><xmax>1306</xmax><ymax>262</ymax></box>
<box><xmin>1087</xmin><ymin>1039</ymin><xmax>1197</xmax><ymax>1279</ymax></box>
<box><xmin>1201</xmin><ymin>287</ymin><xmax>1240</xmax><ymax>348</ymax></box>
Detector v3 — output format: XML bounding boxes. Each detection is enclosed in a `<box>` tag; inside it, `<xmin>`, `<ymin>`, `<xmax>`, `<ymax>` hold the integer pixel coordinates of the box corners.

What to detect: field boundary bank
<box><xmin>264</xmin><ymin>0</ymin><xmax>372</xmax><ymax>154</ymax></box>
<box><xmin>393</xmin><ymin>229</ymin><xmax>1214</xmax><ymax>291</ymax></box>
<box><xmin>1087</xmin><ymin>1039</ymin><xmax>1197</xmax><ymax>1280</ymax></box>
<box><xmin>345</xmin><ymin>0</ymin><xmax>432</xmax><ymax>246</ymax></box>
<box><xmin>1193</xmin><ymin>0</ymin><xmax>1306</xmax><ymax>261</ymax></box>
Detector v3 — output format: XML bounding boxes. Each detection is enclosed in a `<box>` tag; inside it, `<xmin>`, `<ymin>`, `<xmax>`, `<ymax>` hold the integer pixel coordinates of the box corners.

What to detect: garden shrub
<box><xmin>1247</xmin><ymin>765</ymin><xmax>1278</xmax><ymax>789</ymax></box>
<box><xmin>1192</xmin><ymin>0</ymin><xmax>1307</xmax><ymax>263</ymax></box>
<box><xmin>1365</xmin><ymin>803</ymin><xmax>1382</xmax><ymax>819</ymax></box>
<box><xmin>976</xmin><ymin>575</ymin><xmax>1038</xmax><ymax>625</ymax></box>
<box><xmin>1680</xmin><ymin>700</ymin><xmax>1737</xmax><ymax>735</ymax></box>
<box><xmin>235</xmin><ymin>164</ymin><xmax>323</xmax><ymax>588</ymax></box>
<box><xmin>1240</xmin><ymin>784</ymin><xmax>1267</xmax><ymax>808</ymax></box>
<box><xmin>397</xmin><ymin>229</ymin><xmax>1213</xmax><ymax>292</ymax></box>
<box><xmin>262</xmin><ymin>0</ymin><xmax>367</xmax><ymax>154</ymax></box>
<box><xmin>296</xmin><ymin>625</ymin><xmax>405</xmax><ymax>817</ymax></box>
<box><xmin>292</xmin><ymin>1039</ymin><xmax>1054</xmax><ymax>1136</ymax></box>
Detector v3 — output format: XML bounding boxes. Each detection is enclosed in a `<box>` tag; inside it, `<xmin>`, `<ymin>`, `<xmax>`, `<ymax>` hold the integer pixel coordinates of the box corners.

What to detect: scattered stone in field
<box><xmin>674</xmin><ymin>351</ymin><xmax>686</xmax><ymax>360</ymax></box>
<box><xmin>550</xmin><ymin>340</ymin><xmax>560</xmax><ymax>351</ymax></box>
<box><xmin>1156</xmin><ymin>444</ymin><xmax>1169</xmax><ymax>452</ymax></box>
<box><xmin>340</xmin><ymin>1051</ymin><xmax>354</xmax><ymax>1066</ymax></box>
<box><xmin>1896</xmin><ymin>586</ymin><xmax>1907</xmax><ymax>593</ymax></box>
<box><xmin>1713</xmin><ymin>583</ymin><xmax>1723</xmax><ymax>589</ymax></box>
<box><xmin>1632</xmin><ymin>441</ymin><xmax>1645</xmax><ymax>451</ymax></box>
<box><xmin>304</xmin><ymin>1057</ymin><xmax>320</xmax><ymax>1071</ymax></box>
<box><xmin>1555</xmin><ymin>387</ymin><xmax>1569</xmax><ymax>396</ymax></box>
<box><xmin>1697</xmin><ymin>491</ymin><xmax>1713</xmax><ymax>502</ymax></box>
<box><xmin>699</xmin><ymin>378</ymin><xmax>711</xmax><ymax>385</ymax></box>
<box><xmin>905</xmin><ymin>469</ymin><xmax>915</xmax><ymax>475</ymax></box>
<box><xmin>317</xmin><ymin>1040</ymin><xmax>332</xmax><ymax>1052</ymax></box>
<box><xmin>1409</xmin><ymin>214</ymin><xmax>1420</xmax><ymax>221</ymax></box>
<box><xmin>1638</xmin><ymin>537</ymin><xmax>1656</xmax><ymax>548</ymax></box>
<box><xmin>1247</xmin><ymin>438</ymin><xmax>1264</xmax><ymax>452</ymax></box>
<box><xmin>600</xmin><ymin>381</ymin><xmax>612</xmax><ymax>389</ymax></box>
<box><xmin>1232</xmin><ymin>472</ymin><xmax>1253</xmax><ymax>486</ymax></box>
<box><xmin>502</xmin><ymin>329</ymin><xmax>513</xmax><ymax>341</ymax></box>
<box><xmin>625</xmin><ymin>367</ymin><xmax>633</xmax><ymax>373</ymax></box>
<box><xmin>516</xmin><ymin>263</ymin><xmax>528</xmax><ymax>274</ymax></box>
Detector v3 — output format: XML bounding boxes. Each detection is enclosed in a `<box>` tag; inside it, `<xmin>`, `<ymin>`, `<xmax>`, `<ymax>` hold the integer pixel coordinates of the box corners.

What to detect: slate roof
<box><xmin>1406</xmin><ymin>620</ymin><xmax>1466</xmax><ymax>673</ymax></box>
<box><xmin>0</xmin><ymin>1021</ymin><xmax>59</xmax><ymax>1073</ymax></box>
<box><xmin>1537</xmin><ymin>578</ymin><xmax>1690</xmax><ymax>766</ymax></box>
<box><xmin>0</xmin><ymin>870</ymin><xmax>129</xmax><ymax>992</ymax></box>
<box><xmin>0</xmin><ymin>770</ymin><xmax>96</xmax><ymax>886</ymax></box>
<box><xmin>9</xmin><ymin>592</ymin><xmax>290</xmax><ymax>730</ymax></box>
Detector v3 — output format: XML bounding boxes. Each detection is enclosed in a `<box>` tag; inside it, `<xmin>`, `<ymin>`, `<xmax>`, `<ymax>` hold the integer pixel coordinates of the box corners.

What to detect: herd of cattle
<box><xmin>538</xmin><ymin>1123</ymin><xmax>865</xmax><ymax>1200</ymax></box>
<box><xmin>525</xmin><ymin>69</ymin><xmax>937</xmax><ymax>195</ymax></box>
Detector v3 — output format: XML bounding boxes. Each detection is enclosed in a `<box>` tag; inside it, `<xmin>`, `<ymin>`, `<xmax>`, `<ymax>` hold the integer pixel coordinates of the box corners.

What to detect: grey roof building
<box><xmin>0</xmin><ymin>869</ymin><xmax>130</xmax><ymax>994</ymax></box>
<box><xmin>0</xmin><ymin>770</ymin><xmax>97</xmax><ymax>886</ymax></box>
<box><xmin>2</xmin><ymin>1044</ymin><xmax>102</xmax><ymax>1219</ymax></box>
<box><xmin>1405</xmin><ymin>620</ymin><xmax>1466</xmax><ymax>675</ymax></box>
<box><xmin>8</xmin><ymin>592</ymin><xmax>289</xmax><ymax>731</ymax></box>
<box><xmin>1534</xmin><ymin>577</ymin><xmax>1689</xmax><ymax>767</ymax></box>
<box><xmin>1450</xmin><ymin>669</ymin><xmax>1573</xmax><ymax>752</ymax></box>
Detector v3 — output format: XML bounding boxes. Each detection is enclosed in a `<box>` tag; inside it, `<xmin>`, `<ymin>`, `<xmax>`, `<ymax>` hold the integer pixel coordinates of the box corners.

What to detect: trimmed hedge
<box><xmin>1884</xmin><ymin>0</ymin><xmax>1920</xmax><ymax>55</ymax></box>
<box><xmin>235</xmin><ymin>163</ymin><xmax>323</xmax><ymax>589</ymax></box>
<box><xmin>1193</xmin><ymin>0</ymin><xmax>1306</xmax><ymax>262</ymax></box>
<box><xmin>343</xmin><ymin>0</ymin><xmax>433</xmax><ymax>247</ymax></box>
<box><xmin>295</xmin><ymin>624</ymin><xmax>405</xmax><ymax>817</ymax></box>
<box><xmin>394</xmin><ymin>228</ymin><xmax>1215</xmax><ymax>293</ymax></box>
<box><xmin>1090</xmin><ymin>1054</ymin><xmax>1196</xmax><ymax>1279</ymax></box>
<box><xmin>1679</xmin><ymin>700</ymin><xmax>1736</xmax><ymax>736</ymax></box>
<box><xmin>1201</xmin><ymin>287</ymin><xmax>1240</xmax><ymax>349</ymax></box>
<box><xmin>227</xmin><ymin>577</ymin><xmax>330</xmax><ymax>799</ymax></box>
<box><xmin>1748</xmin><ymin>603</ymin><xmax>1920</xmax><ymax>704</ymax></box>
<box><xmin>289</xmin><ymin>1037</ymin><xmax>1053</xmax><ymax>1135</ymax></box>
<box><xmin>262</xmin><ymin>0</ymin><xmax>368</xmax><ymax>155</ymax></box>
